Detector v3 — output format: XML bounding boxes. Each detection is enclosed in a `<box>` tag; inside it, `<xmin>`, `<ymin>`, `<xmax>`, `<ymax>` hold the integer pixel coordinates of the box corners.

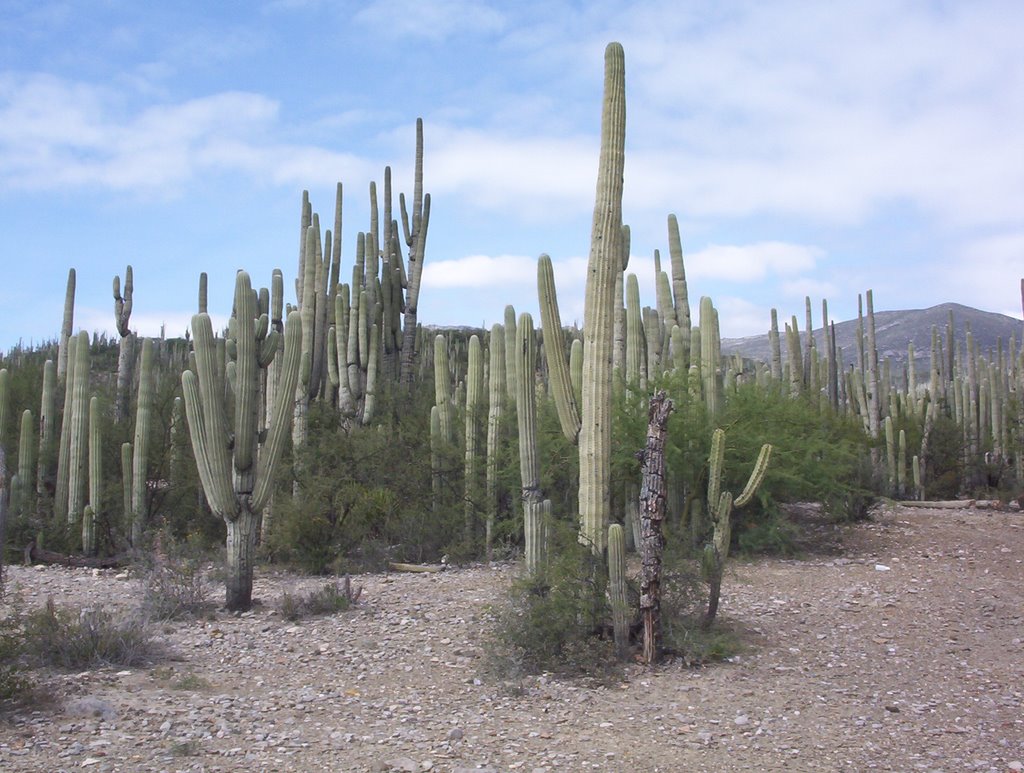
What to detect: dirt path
<box><xmin>1</xmin><ymin>503</ymin><xmax>1022</xmax><ymax>772</ymax></box>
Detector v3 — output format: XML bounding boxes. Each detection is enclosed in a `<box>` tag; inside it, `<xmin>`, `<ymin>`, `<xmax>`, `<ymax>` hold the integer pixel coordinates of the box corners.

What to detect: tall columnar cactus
<box><xmin>768</xmin><ymin>308</ymin><xmax>782</xmax><ymax>383</ymax></box>
<box><xmin>579</xmin><ymin>42</ymin><xmax>626</xmax><ymax>556</ymax></box>
<box><xmin>702</xmin><ymin>428</ymin><xmax>772</xmax><ymax>627</ymax></box>
<box><xmin>129</xmin><ymin>338</ymin><xmax>153</xmax><ymax>546</ymax></box>
<box><xmin>485</xmin><ymin>323</ymin><xmax>506</xmax><ymax>558</ymax></box>
<box><xmin>503</xmin><ymin>305</ymin><xmax>518</xmax><ymax>402</ymax></box>
<box><xmin>60</xmin><ymin>330</ymin><xmax>89</xmax><ymax>531</ymax></box>
<box><xmin>0</xmin><ymin>369</ymin><xmax>8</xmax><ymax>453</ymax></box>
<box><xmin>463</xmin><ymin>334</ymin><xmax>483</xmax><ymax>544</ymax></box>
<box><xmin>12</xmin><ymin>409</ymin><xmax>34</xmax><ymax>519</ymax></box>
<box><xmin>699</xmin><ymin>297</ymin><xmax>722</xmax><ymax>416</ymax></box>
<box><xmin>516</xmin><ymin>313</ymin><xmax>545</xmax><ymax>574</ymax></box>
<box><xmin>57</xmin><ymin>268</ymin><xmax>76</xmax><ymax>382</ymax></box>
<box><xmin>181</xmin><ymin>271</ymin><xmax>302</xmax><ymax>611</ymax></box>
<box><xmin>624</xmin><ymin>274</ymin><xmax>644</xmax><ymax>390</ymax></box>
<box><xmin>666</xmin><ymin>214</ymin><xmax>691</xmax><ymax>370</ymax></box>
<box><xmin>83</xmin><ymin>397</ymin><xmax>101</xmax><ymax>555</ymax></box>
<box><xmin>608</xmin><ymin>522</ymin><xmax>629</xmax><ymax>659</ymax></box>
<box><xmin>113</xmin><ymin>265</ymin><xmax>135</xmax><ymax>423</ymax></box>
<box><xmin>399</xmin><ymin>118</ymin><xmax>432</xmax><ymax>386</ymax></box>
<box><xmin>433</xmin><ymin>334</ymin><xmax>454</xmax><ymax>443</ymax></box>
<box><xmin>537</xmin><ymin>254</ymin><xmax>581</xmax><ymax>444</ymax></box>
<box><xmin>37</xmin><ymin>359</ymin><xmax>56</xmax><ymax>496</ymax></box>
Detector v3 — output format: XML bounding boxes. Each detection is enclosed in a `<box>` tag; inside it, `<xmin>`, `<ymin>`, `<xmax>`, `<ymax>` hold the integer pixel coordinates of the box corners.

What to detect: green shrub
<box><xmin>274</xmin><ymin>577</ymin><xmax>361</xmax><ymax>621</ymax></box>
<box><xmin>23</xmin><ymin>598</ymin><xmax>157</xmax><ymax>669</ymax></box>
<box><xmin>137</xmin><ymin>536</ymin><xmax>215</xmax><ymax>620</ymax></box>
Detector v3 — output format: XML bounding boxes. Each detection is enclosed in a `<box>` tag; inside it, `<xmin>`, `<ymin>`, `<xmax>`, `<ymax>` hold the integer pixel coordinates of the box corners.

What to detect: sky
<box><xmin>1</xmin><ymin>0</ymin><xmax>1022</xmax><ymax>353</ymax></box>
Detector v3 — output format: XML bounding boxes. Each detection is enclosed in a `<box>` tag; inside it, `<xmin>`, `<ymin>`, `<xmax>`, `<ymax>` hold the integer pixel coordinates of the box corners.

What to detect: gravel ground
<box><xmin>1</xmin><ymin>502</ymin><xmax>1022</xmax><ymax>772</ymax></box>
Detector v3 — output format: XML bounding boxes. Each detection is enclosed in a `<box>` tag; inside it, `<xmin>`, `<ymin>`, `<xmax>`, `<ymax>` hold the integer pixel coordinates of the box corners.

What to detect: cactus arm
<box><xmin>734</xmin><ymin>443</ymin><xmax>772</xmax><ymax>507</ymax></box>
<box><xmin>252</xmin><ymin>310</ymin><xmax>302</xmax><ymax>514</ymax></box>
<box><xmin>537</xmin><ymin>254</ymin><xmax>581</xmax><ymax>443</ymax></box>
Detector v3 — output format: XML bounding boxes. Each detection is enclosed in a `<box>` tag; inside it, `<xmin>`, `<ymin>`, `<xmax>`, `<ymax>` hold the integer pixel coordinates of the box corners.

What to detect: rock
<box><xmin>381</xmin><ymin>758</ymin><xmax>419</xmax><ymax>772</ymax></box>
<box><xmin>447</xmin><ymin>727</ymin><xmax>464</xmax><ymax>742</ymax></box>
<box><xmin>64</xmin><ymin>697</ymin><xmax>116</xmax><ymax>720</ymax></box>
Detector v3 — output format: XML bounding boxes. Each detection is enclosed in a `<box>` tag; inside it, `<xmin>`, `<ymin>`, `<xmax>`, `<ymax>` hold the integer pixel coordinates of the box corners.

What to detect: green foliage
<box><xmin>0</xmin><ymin>594</ymin><xmax>33</xmax><ymax>711</ymax></box>
<box><xmin>267</xmin><ymin>399</ymin><xmax>454</xmax><ymax>573</ymax></box>
<box><xmin>922</xmin><ymin>411</ymin><xmax>965</xmax><ymax>499</ymax></box>
<box><xmin>486</xmin><ymin>524</ymin><xmax>615</xmax><ymax>678</ymax></box>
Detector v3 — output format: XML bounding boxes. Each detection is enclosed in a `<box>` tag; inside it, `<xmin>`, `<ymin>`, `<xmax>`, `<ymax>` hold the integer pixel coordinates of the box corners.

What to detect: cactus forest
<box><xmin>1</xmin><ymin>43</ymin><xmax>1023</xmax><ymax>665</ymax></box>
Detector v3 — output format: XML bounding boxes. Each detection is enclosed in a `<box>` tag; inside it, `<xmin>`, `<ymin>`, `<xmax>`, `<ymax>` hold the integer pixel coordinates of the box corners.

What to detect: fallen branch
<box><xmin>388</xmin><ymin>562</ymin><xmax>445</xmax><ymax>573</ymax></box>
<box><xmin>24</xmin><ymin>541</ymin><xmax>130</xmax><ymax>569</ymax></box>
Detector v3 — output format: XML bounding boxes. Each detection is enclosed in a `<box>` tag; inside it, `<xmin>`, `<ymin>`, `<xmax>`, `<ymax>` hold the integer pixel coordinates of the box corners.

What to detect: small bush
<box><xmin>486</xmin><ymin>528</ymin><xmax>616</xmax><ymax>679</ymax></box>
<box><xmin>137</xmin><ymin>535</ymin><xmax>215</xmax><ymax>620</ymax></box>
<box><xmin>274</xmin><ymin>577</ymin><xmax>361</xmax><ymax>622</ymax></box>
<box><xmin>23</xmin><ymin>598</ymin><xmax>157</xmax><ymax>669</ymax></box>
<box><xmin>0</xmin><ymin>595</ymin><xmax>33</xmax><ymax>711</ymax></box>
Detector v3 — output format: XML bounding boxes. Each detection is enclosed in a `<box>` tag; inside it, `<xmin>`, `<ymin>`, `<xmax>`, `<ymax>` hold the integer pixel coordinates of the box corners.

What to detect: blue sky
<box><xmin>1</xmin><ymin>0</ymin><xmax>1022</xmax><ymax>352</ymax></box>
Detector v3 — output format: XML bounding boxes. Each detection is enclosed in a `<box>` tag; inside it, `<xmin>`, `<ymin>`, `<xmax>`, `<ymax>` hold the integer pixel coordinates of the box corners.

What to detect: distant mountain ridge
<box><xmin>721</xmin><ymin>302</ymin><xmax>1023</xmax><ymax>373</ymax></box>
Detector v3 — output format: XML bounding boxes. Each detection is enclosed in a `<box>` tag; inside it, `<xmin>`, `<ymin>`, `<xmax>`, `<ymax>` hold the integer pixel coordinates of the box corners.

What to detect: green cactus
<box><xmin>608</xmin><ymin>522</ymin><xmax>630</xmax><ymax>659</ymax></box>
<box><xmin>516</xmin><ymin>313</ymin><xmax>545</xmax><ymax>574</ymax></box>
<box><xmin>36</xmin><ymin>359</ymin><xmax>56</xmax><ymax>496</ymax></box>
<box><xmin>578</xmin><ymin>42</ymin><xmax>626</xmax><ymax>557</ymax></box>
<box><xmin>0</xmin><ymin>368</ymin><xmax>8</xmax><ymax>453</ymax></box>
<box><xmin>113</xmin><ymin>265</ymin><xmax>135</xmax><ymax>423</ymax></box>
<box><xmin>484</xmin><ymin>324</ymin><xmax>507</xmax><ymax>559</ymax></box>
<box><xmin>181</xmin><ymin>271</ymin><xmax>302</xmax><ymax>611</ymax></box>
<box><xmin>57</xmin><ymin>268</ymin><xmax>76</xmax><ymax>382</ymax></box>
<box><xmin>122</xmin><ymin>338</ymin><xmax>153</xmax><ymax>546</ymax></box>
<box><xmin>13</xmin><ymin>409</ymin><xmax>34</xmax><ymax>520</ymax></box>
<box><xmin>624</xmin><ymin>274</ymin><xmax>644</xmax><ymax>390</ymax></box>
<box><xmin>66</xmin><ymin>331</ymin><xmax>90</xmax><ymax>527</ymax></box>
<box><xmin>699</xmin><ymin>297</ymin><xmax>722</xmax><ymax>416</ymax></box>
<box><xmin>503</xmin><ymin>305</ymin><xmax>518</xmax><ymax>402</ymax></box>
<box><xmin>433</xmin><ymin>333</ymin><xmax>453</xmax><ymax>443</ymax></box>
<box><xmin>464</xmin><ymin>334</ymin><xmax>483</xmax><ymax>544</ymax></box>
<box><xmin>537</xmin><ymin>254</ymin><xmax>581</xmax><ymax>443</ymax></box>
<box><xmin>702</xmin><ymin>428</ymin><xmax>772</xmax><ymax>627</ymax></box>
<box><xmin>83</xmin><ymin>397</ymin><xmax>101</xmax><ymax>556</ymax></box>
<box><xmin>666</xmin><ymin>214</ymin><xmax>691</xmax><ymax>370</ymax></box>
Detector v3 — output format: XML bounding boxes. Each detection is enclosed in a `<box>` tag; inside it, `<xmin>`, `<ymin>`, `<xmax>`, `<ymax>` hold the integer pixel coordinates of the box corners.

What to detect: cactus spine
<box><xmin>182</xmin><ymin>271</ymin><xmax>301</xmax><ymax>611</ymax></box>
<box><xmin>578</xmin><ymin>41</ymin><xmax>625</xmax><ymax>557</ymax></box>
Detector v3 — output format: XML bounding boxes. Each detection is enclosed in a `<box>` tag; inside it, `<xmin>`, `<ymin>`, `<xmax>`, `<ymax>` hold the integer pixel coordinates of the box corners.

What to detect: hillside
<box><xmin>722</xmin><ymin>302</ymin><xmax>1023</xmax><ymax>373</ymax></box>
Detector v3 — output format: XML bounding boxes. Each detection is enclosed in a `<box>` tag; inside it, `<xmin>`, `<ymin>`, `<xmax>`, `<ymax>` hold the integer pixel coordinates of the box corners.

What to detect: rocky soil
<box><xmin>1</xmin><ymin>503</ymin><xmax>1023</xmax><ymax>772</ymax></box>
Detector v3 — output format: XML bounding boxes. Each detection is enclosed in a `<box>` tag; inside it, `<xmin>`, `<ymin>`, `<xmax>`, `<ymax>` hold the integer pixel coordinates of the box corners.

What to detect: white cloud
<box><xmin>423</xmin><ymin>254</ymin><xmax>535</xmax><ymax>288</ymax></box>
<box><xmin>686</xmin><ymin>242</ymin><xmax>822</xmax><ymax>282</ymax></box>
<box><xmin>354</xmin><ymin>0</ymin><xmax>506</xmax><ymax>40</ymax></box>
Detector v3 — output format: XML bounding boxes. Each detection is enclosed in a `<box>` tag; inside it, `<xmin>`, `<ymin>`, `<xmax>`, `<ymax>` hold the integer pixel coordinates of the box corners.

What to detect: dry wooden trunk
<box><xmin>639</xmin><ymin>390</ymin><xmax>673</xmax><ymax>665</ymax></box>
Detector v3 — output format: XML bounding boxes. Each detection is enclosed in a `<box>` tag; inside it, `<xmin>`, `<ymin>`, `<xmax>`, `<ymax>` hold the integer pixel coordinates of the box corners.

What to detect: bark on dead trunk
<box><xmin>639</xmin><ymin>390</ymin><xmax>673</xmax><ymax>665</ymax></box>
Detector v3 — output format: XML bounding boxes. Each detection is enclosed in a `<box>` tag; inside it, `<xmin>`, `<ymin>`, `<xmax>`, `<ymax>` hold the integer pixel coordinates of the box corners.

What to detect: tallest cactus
<box><xmin>578</xmin><ymin>42</ymin><xmax>626</xmax><ymax>556</ymax></box>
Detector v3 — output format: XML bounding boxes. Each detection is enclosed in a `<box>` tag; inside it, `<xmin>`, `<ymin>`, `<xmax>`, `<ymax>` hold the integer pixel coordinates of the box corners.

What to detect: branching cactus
<box><xmin>113</xmin><ymin>265</ymin><xmax>135</xmax><ymax>423</ymax></box>
<box><xmin>702</xmin><ymin>428</ymin><xmax>772</xmax><ymax>627</ymax></box>
<box><xmin>181</xmin><ymin>271</ymin><xmax>301</xmax><ymax>611</ymax></box>
<box><xmin>579</xmin><ymin>41</ymin><xmax>626</xmax><ymax>557</ymax></box>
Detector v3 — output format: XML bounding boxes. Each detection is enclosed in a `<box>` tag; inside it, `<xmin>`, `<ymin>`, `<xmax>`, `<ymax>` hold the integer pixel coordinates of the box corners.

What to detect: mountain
<box><xmin>721</xmin><ymin>303</ymin><xmax>1023</xmax><ymax>374</ymax></box>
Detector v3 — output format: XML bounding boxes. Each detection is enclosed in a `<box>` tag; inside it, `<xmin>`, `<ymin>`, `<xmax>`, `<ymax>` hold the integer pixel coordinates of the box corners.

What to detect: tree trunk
<box><xmin>639</xmin><ymin>390</ymin><xmax>673</xmax><ymax>665</ymax></box>
<box><xmin>225</xmin><ymin>509</ymin><xmax>259</xmax><ymax>612</ymax></box>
